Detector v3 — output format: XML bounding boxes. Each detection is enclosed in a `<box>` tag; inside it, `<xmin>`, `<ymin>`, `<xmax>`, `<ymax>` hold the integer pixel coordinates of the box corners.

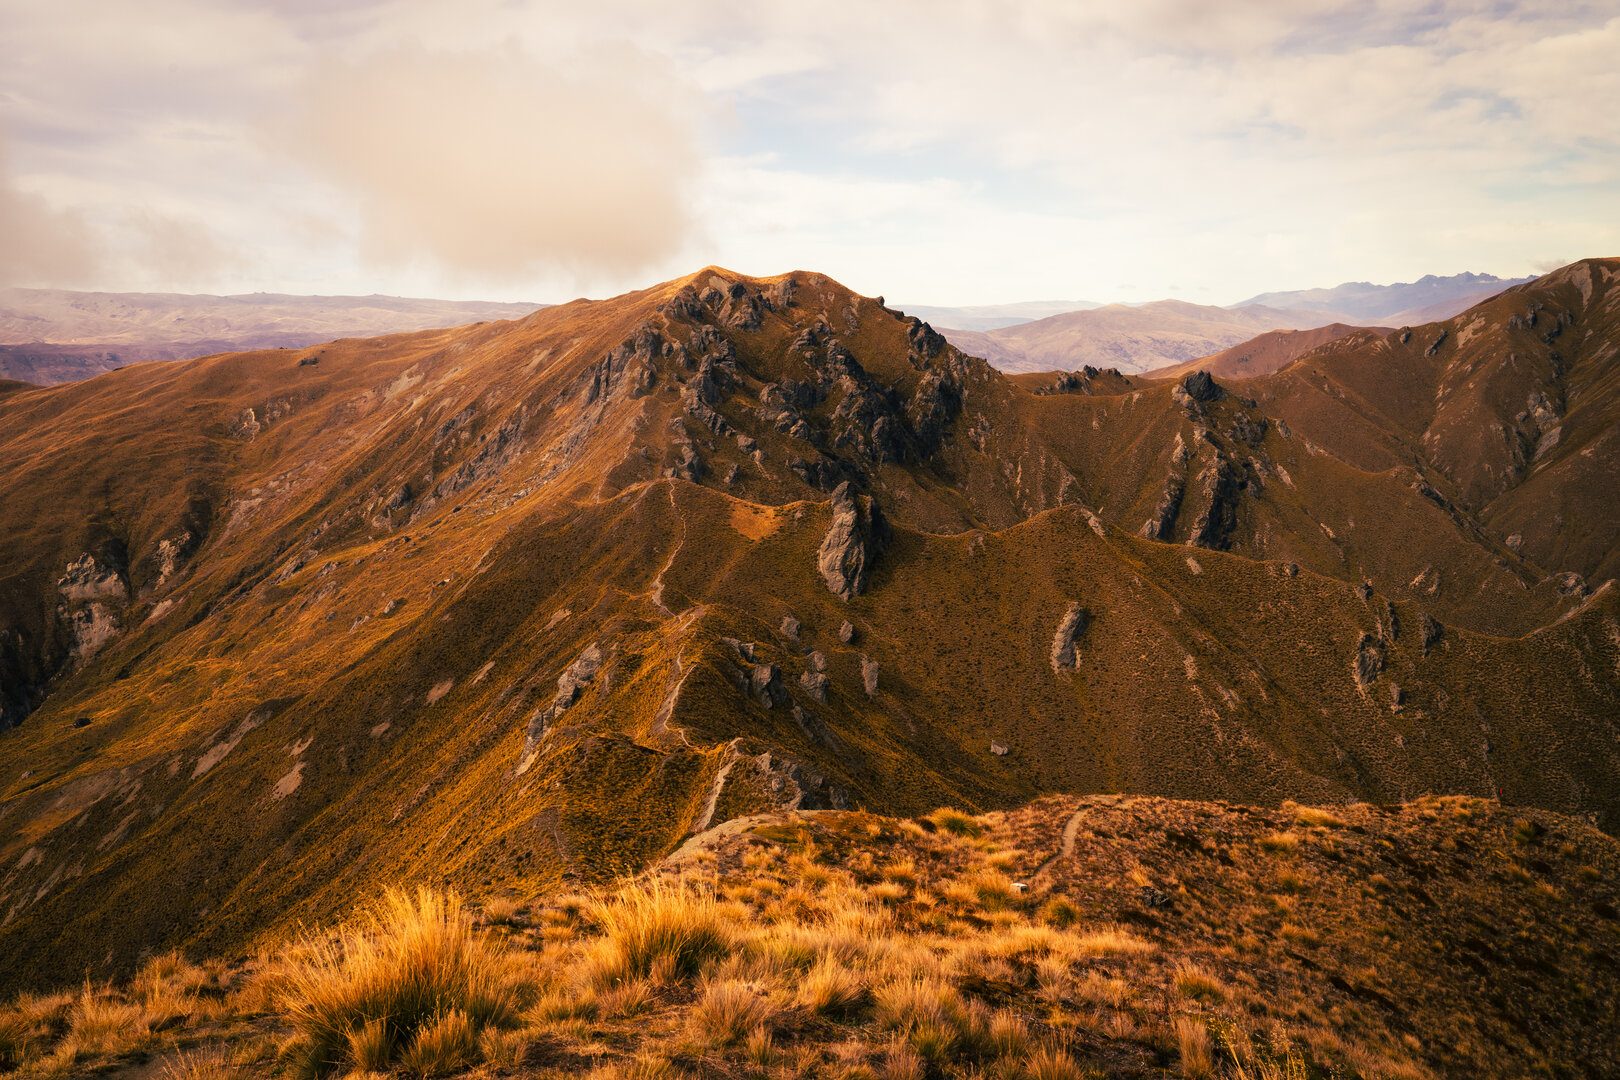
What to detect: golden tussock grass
<box><xmin>799</xmin><ymin>960</ymin><xmax>869</xmax><ymax>1018</ymax></box>
<box><xmin>585</xmin><ymin>880</ymin><xmax>734</xmax><ymax>987</ymax></box>
<box><xmin>926</xmin><ymin>808</ymin><xmax>984</xmax><ymax>838</ymax></box>
<box><xmin>1174</xmin><ymin>1016</ymin><xmax>1216</xmax><ymax>1078</ymax></box>
<box><xmin>269</xmin><ymin>887</ymin><xmax>518</xmax><ymax>1078</ymax></box>
<box><xmin>689</xmin><ymin>979</ymin><xmax>776</xmax><ymax>1047</ymax></box>
<box><xmin>1173</xmin><ymin>961</ymin><xmax>1227</xmax><ymax>1004</ymax></box>
<box><xmin>1073</xmin><ymin>928</ymin><xmax>1157</xmax><ymax>959</ymax></box>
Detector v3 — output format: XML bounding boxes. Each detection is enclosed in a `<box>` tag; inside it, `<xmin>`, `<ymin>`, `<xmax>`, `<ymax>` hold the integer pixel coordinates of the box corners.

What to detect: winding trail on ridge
<box><xmin>649</xmin><ymin>483</ymin><xmax>688</xmax><ymax>617</ymax></box>
<box><xmin>1033</xmin><ymin>802</ymin><xmax>1090</xmax><ymax>879</ymax></box>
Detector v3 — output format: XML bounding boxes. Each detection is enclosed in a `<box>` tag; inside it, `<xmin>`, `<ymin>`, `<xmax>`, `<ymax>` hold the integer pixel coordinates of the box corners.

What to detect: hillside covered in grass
<box><xmin>3</xmin><ymin>796</ymin><xmax>1616</xmax><ymax>1080</ymax></box>
<box><xmin>2</xmin><ymin>261</ymin><xmax>1619</xmax><ymax>993</ymax></box>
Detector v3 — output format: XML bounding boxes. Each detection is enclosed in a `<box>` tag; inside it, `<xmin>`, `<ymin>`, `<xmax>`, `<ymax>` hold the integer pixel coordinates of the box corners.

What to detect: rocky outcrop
<box><xmin>1353</xmin><ymin>632</ymin><xmax>1384</xmax><ymax>691</ymax></box>
<box><xmin>799</xmin><ymin>651</ymin><xmax>830</xmax><ymax>703</ymax></box>
<box><xmin>838</xmin><ymin>621</ymin><xmax>856</xmax><ymax>644</ymax></box>
<box><xmin>1179</xmin><ymin>370</ymin><xmax>1225</xmax><ymax>403</ymax></box>
<box><xmin>1050</xmin><ymin>603</ymin><xmax>1089</xmax><ymax>672</ymax></box>
<box><xmin>55</xmin><ymin>552</ymin><xmax>129</xmax><ymax>666</ymax></box>
<box><xmin>817</xmin><ymin>483</ymin><xmax>891</xmax><ymax>600</ymax></box>
<box><xmin>750</xmin><ymin>664</ymin><xmax>786</xmax><ymax>707</ymax></box>
<box><xmin>518</xmin><ymin>643</ymin><xmax>609</xmax><ymax>770</ymax></box>
<box><xmin>1419</xmin><ymin>613</ymin><xmax>1443</xmax><ymax>657</ymax></box>
<box><xmin>1140</xmin><ymin>474</ymin><xmax>1187</xmax><ymax>540</ymax></box>
<box><xmin>861</xmin><ymin>656</ymin><xmax>880</xmax><ymax>697</ymax></box>
<box><xmin>1188</xmin><ymin>458</ymin><xmax>1239</xmax><ymax>550</ymax></box>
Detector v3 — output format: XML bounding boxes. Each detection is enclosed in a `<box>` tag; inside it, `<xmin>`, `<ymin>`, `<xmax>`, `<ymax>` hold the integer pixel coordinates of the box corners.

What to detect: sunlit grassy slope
<box><xmin>1</xmin><ymin>262</ymin><xmax>1618</xmax><ymax>995</ymax></box>
<box><xmin>3</xmin><ymin>796</ymin><xmax>1616</xmax><ymax>1080</ymax></box>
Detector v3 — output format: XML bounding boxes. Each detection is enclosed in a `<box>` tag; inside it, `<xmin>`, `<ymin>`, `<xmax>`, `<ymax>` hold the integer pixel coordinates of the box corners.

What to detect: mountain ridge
<box><xmin>1</xmin><ymin>259</ymin><xmax>1617</xmax><ymax>993</ymax></box>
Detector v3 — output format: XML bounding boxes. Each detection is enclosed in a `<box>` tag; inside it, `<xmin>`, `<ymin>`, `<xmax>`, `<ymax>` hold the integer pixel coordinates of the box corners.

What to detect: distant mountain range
<box><xmin>927</xmin><ymin>271</ymin><xmax>1534</xmax><ymax>374</ymax></box>
<box><xmin>889</xmin><ymin>299</ymin><xmax>1102</xmax><ymax>331</ymax></box>
<box><xmin>0</xmin><ymin>273</ymin><xmax>1532</xmax><ymax>387</ymax></box>
<box><xmin>934</xmin><ymin>299</ymin><xmax>1333</xmax><ymax>374</ymax></box>
<box><xmin>1236</xmin><ymin>271</ymin><xmax>1534</xmax><ymax>323</ymax></box>
<box><xmin>0</xmin><ymin>289</ymin><xmax>545</xmax><ymax>384</ymax></box>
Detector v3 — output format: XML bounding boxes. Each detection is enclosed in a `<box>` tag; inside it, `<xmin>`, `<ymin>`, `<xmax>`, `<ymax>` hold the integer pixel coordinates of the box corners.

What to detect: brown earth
<box><xmin>0</xmin><ymin>261</ymin><xmax>1617</xmax><ymax>997</ymax></box>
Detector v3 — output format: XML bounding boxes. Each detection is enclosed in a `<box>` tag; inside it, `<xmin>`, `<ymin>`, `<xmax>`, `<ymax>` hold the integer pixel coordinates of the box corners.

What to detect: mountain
<box><xmin>1142</xmin><ymin>323</ymin><xmax>1387</xmax><ymax>382</ymax></box>
<box><xmin>936</xmin><ymin>299</ymin><xmax>1339</xmax><ymax>374</ymax></box>
<box><xmin>0</xmin><ymin>288</ymin><xmax>545</xmax><ymax>385</ymax></box>
<box><xmin>1</xmin><ymin>260</ymin><xmax>1618</xmax><ymax>994</ymax></box>
<box><xmin>1236</xmin><ymin>271</ymin><xmax>1533</xmax><ymax>323</ymax></box>
<box><xmin>891</xmin><ymin>300</ymin><xmax>1101</xmax><ymax>332</ymax></box>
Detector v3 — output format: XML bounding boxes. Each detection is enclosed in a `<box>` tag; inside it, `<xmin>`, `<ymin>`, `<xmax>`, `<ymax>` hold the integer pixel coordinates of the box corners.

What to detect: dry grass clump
<box><xmin>1074</xmin><ymin>928</ymin><xmax>1157</xmax><ymax>958</ymax></box>
<box><xmin>271</xmin><ymin>887</ymin><xmax>518</xmax><ymax>1078</ymax></box>
<box><xmin>689</xmin><ymin>979</ymin><xmax>775</xmax><ymax>1046</ymax></box>
<box><xmin>585</xmin><ymin>880</ymin><xmax>734</xmax><ymax>986</ymax></box>
<box><xmin>398</xmin><ymin>1010</ymin><xmax>478</xmax><ymax>1077</ymax></box>
<box><xmin>1286</xmin><ymin>803</ymin><xmax>1346</xmax><ymax>830</ymax></box>
<box><xmin>926</xmin><ymin>808</ymin><xmax>985</xmax><ymax>838</ymax></box>
<box><xmin>1174</xmin><ymin>1016</ymin><xmax>1215</xmax><ymax>1078</ymax></box>
<box><xmin>1259</xmin><ymin>832</ymin><xmax>1300</xmax><ymax>855</ymax></box>
<box><xmin>483</xmin><ymin>897</ymin><xmax>522</xmax><ymax>926</ymax></box>
<box><xmin>965</xmin><ymin>869</ymin><xmax>1021</xmax><ymax>911</ymax></box>
<box><xmin>873</xmin><ymin>976</ymin><xmax>978</xmax><ymax>1059</ymax></box>
<box><xmin>1172</xmin><ymin>961</ymin><xmax>1227</xmax><ymax>1004</ymax></box>
<box><xmin>157</xmin><ymin>1045</ymin><xmax>239</xmax><ymax>1080</ymax></box>
<box><xmin>477</xmin><ymin>1026</ymin><xmax>531</xmax><ymax>1067</ymax></box>
<box><xmin>799</xmin><ymin>961</ymin><xmax>869</xmax><ymax>1018</ymax></box>
<box><xmin>1039</xmin><ymin>896</ymin><xmax>1080</xmax><ymax>928</ymax></box>
<box><xmin>1024</xmin><ymin>1045</ymin><xmax>1096</xmax><ymax>1080</ymax></box>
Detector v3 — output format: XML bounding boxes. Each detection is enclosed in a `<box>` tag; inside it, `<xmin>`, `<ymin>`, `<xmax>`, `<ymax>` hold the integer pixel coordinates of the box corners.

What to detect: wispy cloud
<box><xmin>270</xmin><ymin>44</ymin><xmax>702</xmax><ymax>283</ymax></box>
<box><xmin>0</xmin><ymin>0</ymin><xmax>1614</xmax><ymax>302</ymax></box>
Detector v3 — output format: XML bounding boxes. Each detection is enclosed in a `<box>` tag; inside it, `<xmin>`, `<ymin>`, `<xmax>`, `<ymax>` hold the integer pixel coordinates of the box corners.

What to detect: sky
<box><xmin>2</xmin><ymin>0</ymin><xmax>1617</xmax><ymax>307</ymax></box>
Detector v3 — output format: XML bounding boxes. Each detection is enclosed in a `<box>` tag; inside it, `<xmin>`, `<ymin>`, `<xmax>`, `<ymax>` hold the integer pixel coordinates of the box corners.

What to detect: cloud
<box><xmin>272</xmin><ymin>44</ymin><xmax>702</xmax><ymax>282</ymax></box>
<box><xmin>0</xmin><ymin>143</ymin><xmax>101</xmax><ymax>289</ymax></box>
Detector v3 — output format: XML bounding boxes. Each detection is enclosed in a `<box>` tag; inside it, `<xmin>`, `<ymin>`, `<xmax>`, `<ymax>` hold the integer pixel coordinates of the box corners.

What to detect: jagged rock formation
<box><xmin>816</xmin><ymin>482</ymin><xmax>891</xmax><ymax>600</ymax></box>
<box><xmin>1049</xmin><ymin>603</ymin><xmax>1089</xmax><ymax>671</ymax></box>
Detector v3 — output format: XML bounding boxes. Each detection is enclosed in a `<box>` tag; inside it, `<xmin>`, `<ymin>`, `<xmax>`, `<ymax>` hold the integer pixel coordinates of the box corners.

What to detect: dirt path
<box><xmin>649</xmin><ymin>484</ymin><xmax>686</xmax><ymax>616</ymax></box>
<box><xmin>1033</xmin><ymin>803</ymin><xmax>1089</xmax><ymax>878</ymax></box>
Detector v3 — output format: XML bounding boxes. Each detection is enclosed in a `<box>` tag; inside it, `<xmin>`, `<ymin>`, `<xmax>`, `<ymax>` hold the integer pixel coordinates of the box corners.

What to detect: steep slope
<box><xmin>1255</xmin><ymin>258</ymin><xmax>1620</xmax><ymax>590</ymax></box>
<box><xmin>1141</xmin><ymin>323</ymin><xmax>1385</xmax><ymax>381</ymax></box>
<box><xmin>940</xmin><ymin>300</ymin><xmax>1334</xmax><ymax>374</ymax></box>
<box><xmin>1</xmin><ymin>264</ymin><xmax>1617</xmax><ymax>992</ymax></box>
<box><xmin>1237</xmin><ymin>271</ymin><xmax>1531</xmax><ymax>323</ymax></box>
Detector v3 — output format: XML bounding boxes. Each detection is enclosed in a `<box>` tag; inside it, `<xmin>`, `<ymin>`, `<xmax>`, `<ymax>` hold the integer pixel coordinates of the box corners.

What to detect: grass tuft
<box><xmin>1024</xmin><ymin>1046</ymin><xmax>1094</xmax><ymax>1080</ymax></box>
<box><xmin>799</xmin><ymin>961</ymin><xmax>869</xmax><ymax>1018</ymax></box>
<box><xmin>926</xmin><ymin>808</ymin><xmax>984</xmax><ymax>838</ymax></box>
<box><xmin>271</xmin><ymin>887</ymin><xmax>514</xmax><ymax>1078</ymax></box>
<box><xmin>689</xmin><ymin>980</ymin><xmax>775</xmax><ymax>1047</ymax></box>
<box><xmin>398</xmin><ymin>1010</ymin><xmax>477</xmax><ymax>1077</ymax></box>
<box><xmin>587</xmin><ymin>881</ymin><xmax>734</xmax><ymax>987</ymax></box>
